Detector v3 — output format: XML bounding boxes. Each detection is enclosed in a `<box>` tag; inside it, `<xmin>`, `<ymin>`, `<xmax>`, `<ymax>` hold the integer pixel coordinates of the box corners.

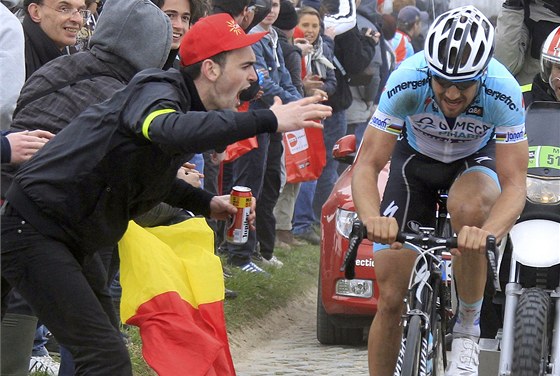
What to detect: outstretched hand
<box><xmin>271</xmin><ymin>94</ymin><xmax>332</xmax><ymax>133</ymax></box>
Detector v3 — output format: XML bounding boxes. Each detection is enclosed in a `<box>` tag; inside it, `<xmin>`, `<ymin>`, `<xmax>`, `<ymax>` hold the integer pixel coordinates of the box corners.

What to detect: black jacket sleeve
<box><xmin>1</xmin><ymin>132</ymin><xmax>12</xmax><ymax>164</ymax></box>
<box><xmin>164</xmin><ymin>178</ymin><xmax>215</xmax><ymax>217</ymax></box>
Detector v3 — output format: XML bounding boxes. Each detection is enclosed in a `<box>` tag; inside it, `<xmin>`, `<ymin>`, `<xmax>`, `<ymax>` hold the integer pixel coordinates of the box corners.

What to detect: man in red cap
<box><xmin>0</xmin><ymin>12</ymin><xmax>331</xmax><ymax>376</ymax></box>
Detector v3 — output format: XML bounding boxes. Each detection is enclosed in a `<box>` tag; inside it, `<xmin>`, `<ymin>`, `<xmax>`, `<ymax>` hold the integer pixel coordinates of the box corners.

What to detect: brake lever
<box><xmin>485</xmin><ymin>235</ymin><xmax>500</xmax><ymax>291</ymax></box>
<box><xmin>340</xmin><ymin>220</ymin><xmax>366</xmax><ymax>280</ymax></box>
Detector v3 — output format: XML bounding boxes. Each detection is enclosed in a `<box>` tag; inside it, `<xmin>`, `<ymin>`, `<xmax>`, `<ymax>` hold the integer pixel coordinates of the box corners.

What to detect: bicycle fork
<box><xmin>393</xmin><ymin>321</ymin><xmax>431</xmax><ymax>376</ymax></box>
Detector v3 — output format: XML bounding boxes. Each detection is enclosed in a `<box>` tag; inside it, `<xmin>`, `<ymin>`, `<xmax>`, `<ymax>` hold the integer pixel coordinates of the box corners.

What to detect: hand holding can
<box><xmin>226</xmin><ymin>186</ymin><xmax>253</xmax><ymax>244</ymax></box>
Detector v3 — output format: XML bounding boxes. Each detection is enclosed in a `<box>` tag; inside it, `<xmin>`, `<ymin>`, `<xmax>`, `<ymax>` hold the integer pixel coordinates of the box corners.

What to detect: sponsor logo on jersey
<box><xmin>505</xmin><ymin>130</ymin><xmax>525</xmax><ymax>142</ymax></box>
<box><xmin>386</xmin><ymin>77</ymin><xmax>429</xmax><ymax>99</ymax></box>
<box><xmin>484</xmin><ymin>87</ymin><xmax>519</xmax><ymax>111</ymax></box>
<box><xmin>466</xmin><ymin>106</ymin><xmax>483</xmax><ymax>116</ymax></box>
<box><xmin>412</xmin><ymin>116</ymin><xmax>491</xmax><ymax>140</ymax></box>
<box><xmin>383</xmin><ymin>201</ymin><xmax>399</xmax><ymax>218</ymax></box>
<box><xmin>370</xmin><ymin>116</ymin><xmax>391</xmax><ymax>130</ymax></box>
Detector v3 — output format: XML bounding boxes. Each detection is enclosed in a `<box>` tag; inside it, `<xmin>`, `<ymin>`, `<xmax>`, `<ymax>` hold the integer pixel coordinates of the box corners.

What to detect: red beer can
<box><xmin>226</xmin><ymin>186</ymin><xmax>252</xmax><ymax>244</ymax></box>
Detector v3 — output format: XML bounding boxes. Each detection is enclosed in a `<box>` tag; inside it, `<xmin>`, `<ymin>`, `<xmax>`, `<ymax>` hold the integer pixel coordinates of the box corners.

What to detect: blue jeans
<box><xmin>32</xmin><ymin>325</ymin><xmax>49</xmax><ymax>356</ymax></box>
<box><xmin>292</xmin><ymin>180</ymin><xmax>317</xmax><ymax>235</ymax></box>
<box><xmin>348</xmin><ymin>121</ymin><xmax>368</xmax><ymax>148</ymax></box>
<box><xmin>59</xmin><ymin>346</ymin><xmax>74</xmax><ymax>376</ymax></box>
<box><xmin>313</xmin><ymin>110</ymin><xmax>347</xmax><ymax>220</ymax></box>
<box><xmin>189</xmin><ymin>153</ymin><xmax>205</xmax><ymax>188</ymax></box>
<box><xmin>292</xmin><ymin>111</ymin><xmax>347</xmax><ymax>233</ymax></box>
<box><xmin>221</xmin><ymin>133</ymin><xmax>283</xmax><ymax>263</ymax></box>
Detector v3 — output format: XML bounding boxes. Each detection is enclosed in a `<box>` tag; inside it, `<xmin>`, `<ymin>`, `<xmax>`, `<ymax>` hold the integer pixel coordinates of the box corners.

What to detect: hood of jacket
<box><xmin>89</xmin><ymin>0</ymin><xmax>172</xmax><ymax>71</ymax></box>
<box><xmin>357</xmin><ymin>0</ymin><xmax>378</xmax><ymax>23</ymax></box>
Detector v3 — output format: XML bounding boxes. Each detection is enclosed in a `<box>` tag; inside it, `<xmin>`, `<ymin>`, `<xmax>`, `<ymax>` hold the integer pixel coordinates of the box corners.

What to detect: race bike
<box><xmin>341</xmin><ymin>191</ymin><xmax>488</xmax><ymax>376</ymax></box>
<box><xmin>497</xmin><ymin>101</ymin><xmax>560</xmax><ymax>376</ymax></box>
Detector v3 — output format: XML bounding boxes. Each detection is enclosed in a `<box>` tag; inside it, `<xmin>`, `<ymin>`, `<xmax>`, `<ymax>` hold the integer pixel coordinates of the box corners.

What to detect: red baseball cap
<box><xmin>179</xmin><ymin>13</ymin><xmax>267</xmax><ymax>67</ymax></box>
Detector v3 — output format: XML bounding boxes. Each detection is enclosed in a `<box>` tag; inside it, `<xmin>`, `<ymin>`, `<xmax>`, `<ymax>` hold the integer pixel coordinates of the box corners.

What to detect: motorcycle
<box><xmin>496</xmin><ymin>101</ymin><xmax>560</xmax><ymax>376</ymax></box>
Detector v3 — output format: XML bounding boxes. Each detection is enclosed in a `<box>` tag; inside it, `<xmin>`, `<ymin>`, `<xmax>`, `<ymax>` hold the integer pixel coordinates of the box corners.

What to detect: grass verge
<box><xmin>128</xmin><ymin>243</ymin><xmax>320</xmax><ymax>375</ymax></box>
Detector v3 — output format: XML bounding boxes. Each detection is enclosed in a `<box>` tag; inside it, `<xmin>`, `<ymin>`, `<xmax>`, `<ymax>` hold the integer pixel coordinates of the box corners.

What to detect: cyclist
<box><xmin>352</xmin><ymin>6</ymin><xmax>528</xmax><ymax>376</ymax></box>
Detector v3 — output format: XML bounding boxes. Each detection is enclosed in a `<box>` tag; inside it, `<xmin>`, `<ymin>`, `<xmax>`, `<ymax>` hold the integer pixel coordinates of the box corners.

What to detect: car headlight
<box><xmin>526</xmin><ymin>176</ymin><xmax>560</xmax><ymax>204</ymax></box>
<box><xmin>336</xmin><ymin>279</ymin><xmax>373</xmax><ymax>298</ymax></box>
<box><xmin>336</xmin><ymin>208</ymin><xmax>358</xmax><ymax>239</ymax></box>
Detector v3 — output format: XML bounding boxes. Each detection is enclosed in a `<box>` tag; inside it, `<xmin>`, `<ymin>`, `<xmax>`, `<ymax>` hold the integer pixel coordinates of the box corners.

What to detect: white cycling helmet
<box><xmin>540</xmin><ymin>26</ymin><xmax>560</xmax><ymax>83</ymax></box>
<box><xmin>425</xmin><ymin>5</ymin><xmax>494</xmax><ymax>81</ymax></box>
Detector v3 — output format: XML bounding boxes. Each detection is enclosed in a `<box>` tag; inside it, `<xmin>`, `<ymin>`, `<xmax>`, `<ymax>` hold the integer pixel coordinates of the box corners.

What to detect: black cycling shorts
<box><xmin>376</xmin><ymin>139</ymin><xmax>498</xmax><ymax>246</ymax></box>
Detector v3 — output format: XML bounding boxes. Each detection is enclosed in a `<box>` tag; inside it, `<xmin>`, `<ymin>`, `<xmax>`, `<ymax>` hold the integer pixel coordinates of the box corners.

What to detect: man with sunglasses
<box><xmin>353</xmin><ymin>6</ymin><xmax>527</xmax><ymax>376</ymax></box>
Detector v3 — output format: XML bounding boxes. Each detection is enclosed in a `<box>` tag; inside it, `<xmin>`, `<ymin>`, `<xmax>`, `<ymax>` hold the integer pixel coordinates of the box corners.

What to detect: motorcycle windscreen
<box><xmin>525</xmin><ymin>101</ymin><xmax>560</xmax><ymax>178</ymax></box>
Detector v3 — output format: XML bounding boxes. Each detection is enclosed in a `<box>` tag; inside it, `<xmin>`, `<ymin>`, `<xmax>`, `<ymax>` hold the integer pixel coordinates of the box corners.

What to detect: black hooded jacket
<box><xmin>6</xmin><ymin>69</ymin><xmax>277</xmax><ymax>256</ymax></box>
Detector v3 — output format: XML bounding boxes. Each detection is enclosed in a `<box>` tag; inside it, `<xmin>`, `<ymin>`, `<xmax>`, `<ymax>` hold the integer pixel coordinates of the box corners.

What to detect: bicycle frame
<box><xmin>395</xmin><ymin>228</ymin><xmax>452</xmax><ymax>376</ymax></box>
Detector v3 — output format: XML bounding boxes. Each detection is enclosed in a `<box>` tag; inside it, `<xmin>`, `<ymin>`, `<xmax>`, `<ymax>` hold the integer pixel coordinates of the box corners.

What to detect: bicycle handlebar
<box><xmin>396</xmin><ymin>232</ymin><xmax>458</xmax><ymax>249</ymax></box>
<box><xmin>339</xmin><ymin>220</ymin><xmax>497</xmax><ymax>281</ymax></box>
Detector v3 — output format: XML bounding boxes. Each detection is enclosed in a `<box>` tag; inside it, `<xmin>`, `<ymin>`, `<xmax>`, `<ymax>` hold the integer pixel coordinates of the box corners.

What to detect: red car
<box><xmin>317</xmin><ymin>135</ymin><xmax>454</xmax><ymax>345</ymax></box>
<box><xmin>317</xmin><ymin>135</ymin><xmax>389</xmax><ymax>345</ymax></box>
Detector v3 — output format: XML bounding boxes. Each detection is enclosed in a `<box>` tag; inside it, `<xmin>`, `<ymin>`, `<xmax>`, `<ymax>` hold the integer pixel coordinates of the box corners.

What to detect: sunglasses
<box><xmin>432</xmin><ymin>75</ymin><xmax>479</xmax><ymax>91</ymax></box>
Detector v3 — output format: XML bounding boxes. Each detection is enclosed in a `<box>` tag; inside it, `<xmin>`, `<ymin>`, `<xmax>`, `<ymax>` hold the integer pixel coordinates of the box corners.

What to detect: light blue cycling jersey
<box><xmin>369</xmin><ymin>52</ymin><xmax>526</xmax><ymax>163</ymax></box>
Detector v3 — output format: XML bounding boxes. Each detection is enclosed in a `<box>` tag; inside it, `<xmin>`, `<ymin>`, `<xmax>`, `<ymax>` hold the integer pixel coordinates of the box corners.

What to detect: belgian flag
<box><xmin>118</xmin><ymin>218</ymin><xmax>235</xmax><ymax>376</ymax></box>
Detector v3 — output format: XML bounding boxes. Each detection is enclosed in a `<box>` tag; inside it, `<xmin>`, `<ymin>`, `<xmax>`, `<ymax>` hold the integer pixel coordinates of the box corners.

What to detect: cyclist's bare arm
<box><xmin>352</xmin><ymin>126</ymin><xmax>400</xmax><ymax>246</ymax></box>
<box><xmin>482</xmin><ymin>140</ymin><xmax>528</xmax><ymax>243</ymax></box>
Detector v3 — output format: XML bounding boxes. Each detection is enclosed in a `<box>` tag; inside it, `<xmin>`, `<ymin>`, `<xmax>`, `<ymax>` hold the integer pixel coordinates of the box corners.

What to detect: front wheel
<box><xmin>431</xmin><ymin>317</ymin><xmax>446</xmax><ymax>376</ymax></box>
<box><xmin>400</xmin><ymin>314</ymin><xmax>423</xmax><ymax>376</ymax></box>
<box><xmin>512</xmin><ymin>288</ymin><xmax>551</xmax><ymax>376</ymax></box>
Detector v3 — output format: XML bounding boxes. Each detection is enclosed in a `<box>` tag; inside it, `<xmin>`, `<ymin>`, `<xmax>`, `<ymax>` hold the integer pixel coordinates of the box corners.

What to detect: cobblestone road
<box><xmin>229</xmin><ymin>286</ymin><xmax>500</xmax><ymax>376</ymax></box>
<box><xmin>231</xmin><ymin>286</ymin><xmax>369</xmax><ymax>376</ymax></box>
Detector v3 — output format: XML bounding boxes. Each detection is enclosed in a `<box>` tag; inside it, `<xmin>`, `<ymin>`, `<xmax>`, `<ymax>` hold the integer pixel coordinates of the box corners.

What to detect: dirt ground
<box><xmin>227</xmin><ymin>286</ymin><xmax>317</xmax><ymax>363</ymax></box>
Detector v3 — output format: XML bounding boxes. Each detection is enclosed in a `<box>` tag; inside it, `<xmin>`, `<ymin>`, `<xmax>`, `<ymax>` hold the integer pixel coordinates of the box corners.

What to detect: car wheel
<box><xmin>316</xmin><ymin>275</ymin><xmax>364</xmax><ymax>345</ymax></box>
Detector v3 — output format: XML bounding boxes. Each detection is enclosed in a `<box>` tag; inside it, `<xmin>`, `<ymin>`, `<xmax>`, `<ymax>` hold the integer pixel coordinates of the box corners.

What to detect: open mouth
<box><xmin>236</xmin><ymin>92</ymin><xmax>241</xmax><ymax>108</ymax></box>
